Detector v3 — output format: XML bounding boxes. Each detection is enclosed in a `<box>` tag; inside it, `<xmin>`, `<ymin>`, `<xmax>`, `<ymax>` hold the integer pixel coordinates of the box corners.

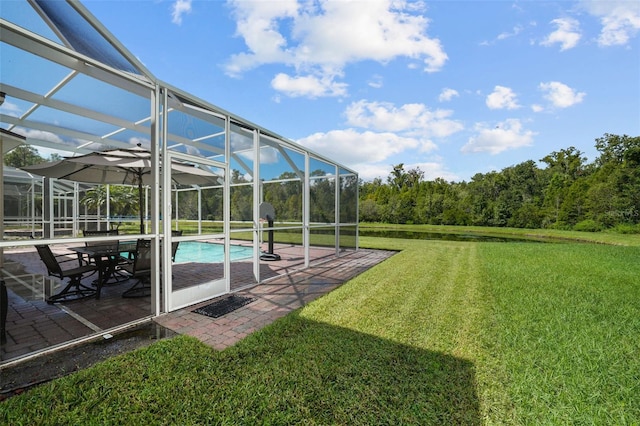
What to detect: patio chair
<box><xmin>82</xmin><ymin>229</ymin><xmax>130</xmax><ymax>282</ymax></box>
<box><xmin>83</xmin><ymin>229</ymin><xmax>120</xmax><ymax>237</ymax></box>
<box><xmin>81</xmin><ymin>229</ymin><xmax>120</xmax><ymax>261</ymax></box>
<box><xmin>121</xmin><ymin>239</ymin><xmax>152</xmax><ymax>298</ymax></box>
<box><xmin>171</xmin><ymin>230</ymin><xmax>183</xmax><ymax>262</ymax></box>
<box><xmin>35</xmin><ymin>244</ymin><xmax>98</xmax><ymax>303</ymax></box>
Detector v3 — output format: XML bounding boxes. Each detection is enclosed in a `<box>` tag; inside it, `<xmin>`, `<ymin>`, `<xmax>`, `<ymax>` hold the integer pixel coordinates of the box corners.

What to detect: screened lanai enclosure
<box><xmin>0</xmin><ymin>1</ymin><xmax>358</xmax><ymax>365</ymax></box>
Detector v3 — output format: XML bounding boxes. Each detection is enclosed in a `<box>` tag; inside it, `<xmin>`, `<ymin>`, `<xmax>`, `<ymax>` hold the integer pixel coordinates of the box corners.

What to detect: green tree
<box><xmin>357</xmin><ymin>134</ymin><xmax>640</xmax><ymax>230</ymax></box>
<box><xmin>382</xmin><ymin>164</ymin><xmax>424</xmax><ymax>224</ymax></box>
<box><xmin>589</xmin><ymin>134</ymin><xmax>640</xmax><ymax>225</ymax></box>
<box><xmin>176</xmin><ymin>189</ymin><xmax>200</xmax><ymax>220</ymax></box>
<box><xmin>595</xmin><ymin>133</ymin><xmax>640</xmax><ymax>166</ymax></box>
<box><xmin>81</xmin><ymin>185</ymin><xmax>138</xmax><ymax>217</ymax></box>
<box><xmin>359</xmin><ymin>199</ymin><xmax>381</xmax><ymax>222</ymax></box>
<box><xmin>263</xmin><ymin>172</ymin><xmax>303</xmax><ymax>222</ymax></box>
<box><xmin>498</xmin><ymin>161</ymin><xmax>544</xmax><ymax>228</ymax></box>
<box><xmin>467</xmin><ymin>171</ymin><xmax>506</xmax><ymax>226</ymax></box>
<box><xmin>339</xmin><ymin>174</ymin><xmax>358</xmax><ymax>223</ymax></box>
<box><xmin>230</xmin><ymin>170</ymin><xmax>252</xmax><ymax>222</ymax></box>
<box><xmin>4</xmin><ymin>145</ymin><xmax>44</xmax><ymax>167</ymax></box>
<box><xmin>540</xmin><ymin>147</ymin><xmax>587</xmax><ymax>228</ymax></box>
<box><xmin>309</xmin><ymin>170</ymin><xmax>335</xmax><ymax>223</ymax></box>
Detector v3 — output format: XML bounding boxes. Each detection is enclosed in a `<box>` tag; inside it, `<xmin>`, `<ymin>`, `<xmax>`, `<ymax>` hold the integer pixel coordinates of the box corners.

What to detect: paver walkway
<box><xmin>155</xmin><ymin>249</ymin><xmax>395</xmax><ymax>350</ymax></box>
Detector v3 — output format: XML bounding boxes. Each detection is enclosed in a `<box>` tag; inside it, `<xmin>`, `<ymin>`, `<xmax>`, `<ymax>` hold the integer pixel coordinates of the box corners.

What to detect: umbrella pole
<box><xmin>139</xmin><ymin>181</ymin><xmax>145</xmax><ymax>234</ymax></box>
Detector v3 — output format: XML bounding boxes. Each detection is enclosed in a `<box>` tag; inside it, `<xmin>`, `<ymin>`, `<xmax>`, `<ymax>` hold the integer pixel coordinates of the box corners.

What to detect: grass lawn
<box><xmin>2</xmin><ymin>230</ymin><xmax>639</xmax><ymax>424</ymax></box>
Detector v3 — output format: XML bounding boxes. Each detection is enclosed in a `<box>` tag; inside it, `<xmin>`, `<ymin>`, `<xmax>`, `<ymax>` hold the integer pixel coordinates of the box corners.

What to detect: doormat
<box><xmin>193</xmin><ymin>295</ymin><xmax>256</xmax><ymax>318</ymax></box>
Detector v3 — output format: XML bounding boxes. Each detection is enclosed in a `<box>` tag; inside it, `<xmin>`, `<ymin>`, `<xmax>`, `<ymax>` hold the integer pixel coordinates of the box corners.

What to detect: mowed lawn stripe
<box><xmin>303</xmin><ymin>241</ymin><xmax>484</xmax><ymax>355</ymax></box>
<box><xmin>479</xmin><ymin>242</ymin><xmax>640</xmax><ymax>424</ymax></box>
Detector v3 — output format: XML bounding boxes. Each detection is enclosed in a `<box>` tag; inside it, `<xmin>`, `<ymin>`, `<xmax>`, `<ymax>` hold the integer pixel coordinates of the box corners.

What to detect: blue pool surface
<box><xmin>173</xmin><ymin>241</ymin><xmax>253</xmax><ymax>263</ymax></box>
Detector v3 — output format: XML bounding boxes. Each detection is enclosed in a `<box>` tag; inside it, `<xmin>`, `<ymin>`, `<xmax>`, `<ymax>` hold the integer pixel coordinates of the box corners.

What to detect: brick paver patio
<box><xmin>1</xmin><ymin>247</ymin><xmax>394</xmax><ymax>396</ymax></box>
<box><xmin>155</xmin><ymin>249</ymin><xmax>395</xmax><ymax>350</ymax></box>
<box><xmin>2</xmin><ymin>244</ymin><xmax>394</xmax><ymax>363</ymax></box>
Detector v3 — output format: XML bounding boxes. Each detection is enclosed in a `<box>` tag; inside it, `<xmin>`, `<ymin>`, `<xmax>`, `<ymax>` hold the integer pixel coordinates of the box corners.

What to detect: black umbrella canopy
<box><xmin>23</xmin><ymin>145</ymin><xmax>220</xmax><ymax>233</ymax></box>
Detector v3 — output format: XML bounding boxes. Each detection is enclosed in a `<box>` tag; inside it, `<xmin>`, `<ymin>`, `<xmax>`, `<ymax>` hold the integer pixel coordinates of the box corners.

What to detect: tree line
<box><xmin>359</xmin><ymin>134</ymin><xmax>640</xmax><ymax>232</ymax></box>
<box><xmin>5</xmin><ymin>133</ymin><xmax>638</xmax><ymax>232</ymax></box>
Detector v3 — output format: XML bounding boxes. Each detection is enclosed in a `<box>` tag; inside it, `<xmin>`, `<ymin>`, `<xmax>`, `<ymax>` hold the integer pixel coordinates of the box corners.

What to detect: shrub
<box><xmin>611</xmin><ymin>223</ymin><xmax>640</xmax><ymax>234</ymax></box>
<box><xmin>573</xmin><ymin>219</ymin><xmax>604</xmax><ymax>232</ymax></box>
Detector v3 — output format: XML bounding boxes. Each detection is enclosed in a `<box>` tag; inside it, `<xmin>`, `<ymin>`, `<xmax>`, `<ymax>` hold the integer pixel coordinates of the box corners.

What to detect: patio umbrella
<box><xmin>22</xmin><ymin>144</ymin><xmax>220</xmax><ymax>234</ymax></box>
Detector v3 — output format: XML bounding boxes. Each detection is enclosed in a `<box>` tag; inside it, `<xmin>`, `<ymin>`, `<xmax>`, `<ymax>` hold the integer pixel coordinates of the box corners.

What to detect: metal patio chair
<box><xmin>171</xmin><ymin>230</ymin><xmax>183</xmax><ymax>262</ymax></box>
<box><xmin>82</xmin><ymin>228</ymin><xmax>131</xmax><ymax>282</ymax></box>
<box><xmin>35</xmin><ymin>244</ymin><xmax>98</xmax><ymax>303</ymax></box>
<box><xmin>121</xmin><ymin>239</ymin><xmax>152</xmax><ymax>298</ymax></box>
<box><xmin>82</xmin><ymin>229</ymin><xmax>120</xmax><ymax>262</ymax></box>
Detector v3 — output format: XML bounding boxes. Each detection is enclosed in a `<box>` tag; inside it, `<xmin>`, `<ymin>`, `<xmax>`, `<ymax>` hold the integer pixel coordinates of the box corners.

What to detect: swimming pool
<box><xmin>173</xmin><ymin>241</ymin><xmax>254</xmax><ymax>264</ymax></box>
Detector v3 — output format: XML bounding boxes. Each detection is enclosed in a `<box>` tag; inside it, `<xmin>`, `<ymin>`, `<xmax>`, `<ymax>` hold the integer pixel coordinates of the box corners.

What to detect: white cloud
<box><xmin>229</xmin><ymin>130</ymin><xmax>253</xmax><ymax>154</ymax></box>
<box><xmin>291</xmin><ymin>1</ymin><xmax>448</xmax><ymax>72</ymax></box>
<box><xmin>225</xmin><ymin>0</ymin><xmax>447</xmax><ymax>96</ymax></box>
<box><xmin>271</xmin><ymin>73</ymin><xmax>347</xmax><ymax>98</ymax></box>
<box><xmin>22</xmin><ymin>128</ymin><xmax>65</xmax><ymax>145</ymax></box>
<box><xmin>230</xmin><ymin>131</ymin><xmax>279</xmax><ymax>169</ymax></box>
<box><xmin>0</xmin><ymin>101</ymin><xmax>21</xmax><ymax>117</ymax></box>
<box><xmin>480</xmin><ymin>22</ymin><xmax>535</xmax><ymax>46</ymax></box>
<box><xmin>541</xmin><ymin>18</ymin><xmax>581</xmax><ymax>50</ymax></box>
<box><xmin>368</xmin><ymin>74</ymin><xmax>384</xmax><ymax>89</ymax></box>
<box><xmin>259</xmin><ymin>146</ymin><xmax>280</xmax><ymax>165</ymax></box>
<box><xmin>344</xmin><ymin>100</ymin><xmax>463</xmax><ymax>138</ymax></box>
<box><xmin>171</xmin><ymin>0</ymin><xmax>192</xmax><ymax>25</ymax></box>
<box><xmin>348</xmin><ymin>163</ymin><xmax>391</xmax><ymax>182</ymax></box>
<box><xmin>486</xmin><ymin>86</ymin><xmax>520</xmax><ymax>110</ymax></box>
<box><xmin>295</xmin><ymin>100</ymin><xmax>465</xmax><ymax>178</ymax></box>
<box><xmin>582</xmin><ymin>1</ymin><xmax>640</xmax><ymax>46</ymax></box>
<box><xmin>438</xmin><ymin>88</ymin><xmax>459</xmax><ymax>102</ymax></box>
<box><xmin>497</xmin><ymin>25</ymin><xmax>524</xmax><ymax>41</ymax></box>
<box><xmin>407</xmin><ymin>161</ymin><xmax>460</xmax><ymax>182</ymax></box>
<box><xmin>297</xmin><ymin>128</ymin><xmax>422</xmax><ymax>166</ymax></box>
<box><xmin>462</xmin><ymin>119</ymin><xmax>535</xmax><ymax>155</ymax></box>
<box><xmin>353</xmin><ymin>160</ymin><xmax>459</xmax><ymax>182</ymax></box>
<box><xmin>225</xmin><ymin>0</ymin><xmax>298</xmax><ymax>76</ymax></box>
<box><xmin>531</xmin><ymin>104</ymin><xmax>544</xmax><ymax>113</ymax></box>
<box><xmin>13</xmin><ymin>128</ymin><xmax>81</xmax><ymax>158</ymax></box>
<box><xmin>539</xmin><ymin>81</ymin><xmax>586</xmax><ymax>108</ymax></box>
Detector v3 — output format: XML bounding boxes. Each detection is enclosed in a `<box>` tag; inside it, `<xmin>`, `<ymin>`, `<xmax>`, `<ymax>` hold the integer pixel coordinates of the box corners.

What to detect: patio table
<box><xmin>67</xmin><ymin>242</ymin><xmax>137</xmax><ymax>299</ymax></box>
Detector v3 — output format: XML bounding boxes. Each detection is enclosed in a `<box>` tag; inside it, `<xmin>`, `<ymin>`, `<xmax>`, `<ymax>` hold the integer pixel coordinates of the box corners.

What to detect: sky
<box><xmin>81</xmin><ymin>0</ymin><xmax>639</xmax><ymax>182</ymax></box>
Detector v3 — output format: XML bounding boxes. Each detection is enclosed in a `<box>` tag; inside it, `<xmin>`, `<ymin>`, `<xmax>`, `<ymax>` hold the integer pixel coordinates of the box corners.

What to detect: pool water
<box><xmin>173</xmin><ymin>241</ymin><xmax>254</xmax><ymax>263</ymax></box>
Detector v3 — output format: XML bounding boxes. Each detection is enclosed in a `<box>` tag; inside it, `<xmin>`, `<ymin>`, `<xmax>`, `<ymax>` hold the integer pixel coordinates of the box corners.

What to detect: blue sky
<box><xmin>82</xmin><ymin>0</ymin><xmax>639</xmax><ymax>182</ymax></box>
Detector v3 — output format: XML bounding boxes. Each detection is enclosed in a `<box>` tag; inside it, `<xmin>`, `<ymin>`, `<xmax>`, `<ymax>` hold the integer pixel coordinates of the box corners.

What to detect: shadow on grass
<box><xmin>2</xmin><ymin>312</ymin><xmax>481</xmax><ymax>424</ymax></box>
<box><xmin>223</xmin><ymin>313</ymin><xmax>481</xmax><ymax>424</ymax></box>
